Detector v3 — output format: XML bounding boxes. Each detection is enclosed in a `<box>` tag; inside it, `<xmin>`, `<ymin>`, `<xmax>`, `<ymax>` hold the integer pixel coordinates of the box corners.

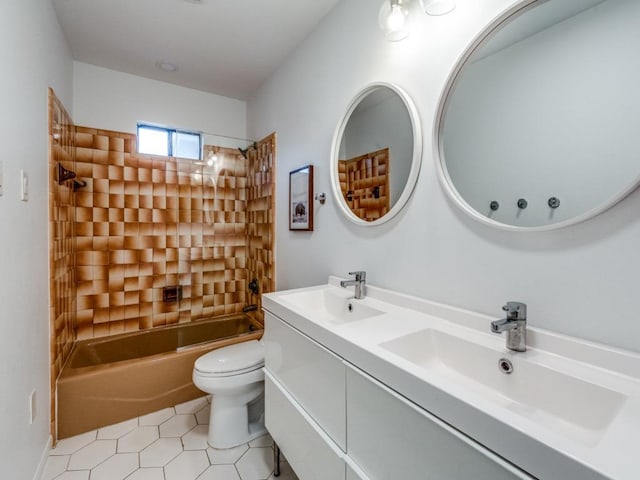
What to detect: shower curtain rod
<box><xmin>202</xmin><ymin>132</ymin><xmax>256</xmax><ymax>143</ymax></box>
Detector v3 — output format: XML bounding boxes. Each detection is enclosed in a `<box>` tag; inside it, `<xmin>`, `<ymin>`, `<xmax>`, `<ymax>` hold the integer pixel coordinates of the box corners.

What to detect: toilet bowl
<box><xmin>192</xmin><ymin>339</ymin><xmax>266</xmax><ymax>449</ymax></box>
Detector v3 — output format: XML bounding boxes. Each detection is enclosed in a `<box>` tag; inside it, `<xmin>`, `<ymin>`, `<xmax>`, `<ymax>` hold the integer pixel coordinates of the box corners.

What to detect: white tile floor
<box><xmin>44</xmin><ymin>396</ymin><xmax>298</xmax><ymax>480</ymax></box>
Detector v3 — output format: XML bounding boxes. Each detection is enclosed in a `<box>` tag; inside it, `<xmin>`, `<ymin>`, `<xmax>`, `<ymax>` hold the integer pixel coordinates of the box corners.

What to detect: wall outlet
<box><xmin>29</xmin><ymin>390</ymin><xmax>36</xmax><ymax>424</ymax></box>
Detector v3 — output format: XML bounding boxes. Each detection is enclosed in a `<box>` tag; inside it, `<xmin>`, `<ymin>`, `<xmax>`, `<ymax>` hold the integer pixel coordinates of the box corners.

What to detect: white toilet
<box><xmin>192</xmin><ymin>340</ymin><xmax>266</xmax><ymax>449</ymax></box>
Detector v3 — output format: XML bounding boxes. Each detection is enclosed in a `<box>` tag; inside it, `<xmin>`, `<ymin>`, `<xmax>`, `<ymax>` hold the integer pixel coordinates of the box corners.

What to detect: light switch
<box><xmin>20</xmin><ymin>170</ymin><xmax>28</xmax><ymax>201</ymax></box>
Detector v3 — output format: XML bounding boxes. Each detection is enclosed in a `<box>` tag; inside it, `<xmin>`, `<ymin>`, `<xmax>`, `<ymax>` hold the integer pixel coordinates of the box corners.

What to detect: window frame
<box><xmin>137</xmin><ymin>123</ymin><xmax>202</xmax><ymax>160</ymax></box>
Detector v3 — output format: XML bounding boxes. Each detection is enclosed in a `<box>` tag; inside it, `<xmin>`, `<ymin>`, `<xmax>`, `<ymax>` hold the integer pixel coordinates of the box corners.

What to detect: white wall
<box><xmin>248</xmin><ymin>0</ymin><xmax>640</xmax><ymax>353</ymax></box>
<box><xmin>73</xmin><ymin>62</ymin><xmax>247</xmax><ymax>140</ymax></box>
<box><xmin>0</xmin><ymin>1</ymin><xmax>73</xmax><ymax>478</ymax></box>
<box><xmin>444</xmin><ymin>0</ymin><xmax>640</xmax><ymax>226</ymax></box>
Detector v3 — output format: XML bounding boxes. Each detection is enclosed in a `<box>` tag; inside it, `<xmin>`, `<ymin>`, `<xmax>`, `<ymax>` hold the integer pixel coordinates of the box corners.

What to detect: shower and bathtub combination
<box><xmin>57</xmin><ymin>314</ymin><xmax>263</xmax><ymax>439</ymax></box>
<box><xmin>48</xmin><ymin>90</ymin><xmax>276</xmax><ymax>445</ymax></box>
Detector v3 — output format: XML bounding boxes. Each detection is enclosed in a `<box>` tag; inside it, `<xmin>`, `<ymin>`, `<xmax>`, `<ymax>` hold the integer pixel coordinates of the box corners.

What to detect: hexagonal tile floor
<box><xmin>44</xmin><ymin>396</ymin><xmax>299</xmax><ymax>480</ymax></box>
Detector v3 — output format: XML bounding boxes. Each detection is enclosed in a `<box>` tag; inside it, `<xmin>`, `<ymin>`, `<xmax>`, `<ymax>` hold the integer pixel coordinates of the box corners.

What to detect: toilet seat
<box><xmin>193</xmin><ymin>366</ymin><xmax>265</xmax><ymax>393</ymax></box>
<box><xmin>194</xmin><ymin>340</ymin><xmax>264</xmax><ymax>377</ymax></box>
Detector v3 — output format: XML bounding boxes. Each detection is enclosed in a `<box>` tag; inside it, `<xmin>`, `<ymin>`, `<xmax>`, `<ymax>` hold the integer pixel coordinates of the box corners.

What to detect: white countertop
<box><xmin>263</xmin><ymin>276</ymin><xmax>640</xmax><ymax>480</ymax></box>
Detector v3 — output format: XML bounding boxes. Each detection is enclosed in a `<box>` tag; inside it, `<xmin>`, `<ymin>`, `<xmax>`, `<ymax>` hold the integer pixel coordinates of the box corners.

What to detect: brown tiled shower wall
<box><xmin>246</xmin><ymin>135</ymin><xmax>276</xmax><ymax>323</ymax></box>
<box><xmin>48</xmin><ymin>86</ymin><xmax>276</xmax><ymax>439</ymax></box>
<box><xmin>73</xmin><ymin>127</ymin><xmax>275</xmax><ymax>339</ymax></box>
<box><xmin>48</xmin><ymin>89</ymin><xmax>77</xmax><ymax>437</ymax></box>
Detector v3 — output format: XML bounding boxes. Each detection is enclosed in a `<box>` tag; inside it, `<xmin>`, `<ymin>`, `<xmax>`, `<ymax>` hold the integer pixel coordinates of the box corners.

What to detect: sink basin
<box><xmin>379</xmin><ymin>329</ymin><xmax>627</xmax><ymax>446</ymax></box>
<box><xmin>279</xmin><ymin>287</ymin><xmax>385</xmax><ymax>324</ymax></box>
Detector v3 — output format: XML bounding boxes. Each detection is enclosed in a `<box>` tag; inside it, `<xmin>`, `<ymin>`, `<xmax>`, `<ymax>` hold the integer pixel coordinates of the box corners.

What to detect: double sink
<box><xmin>265</xmin><ymin>276</ymin><xmax>640</xmax><ymax>480</ymax></box>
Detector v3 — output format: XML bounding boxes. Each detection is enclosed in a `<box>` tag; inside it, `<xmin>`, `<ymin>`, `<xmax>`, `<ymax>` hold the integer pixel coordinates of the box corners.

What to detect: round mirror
<box><xmin>331</xmin><ymin>83</ymin><xmax>422</xmax><ymax>225</ymax></box>
<box><xmin>437</xmin><ymin>0</ymin><xmax>640</xmax><ymax>231</ymax></box>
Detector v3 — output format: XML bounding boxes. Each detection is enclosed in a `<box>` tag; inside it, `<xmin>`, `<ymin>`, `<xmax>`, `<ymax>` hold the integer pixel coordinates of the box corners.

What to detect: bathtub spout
<box><xmin>243</xmin><ymin>304</ymin><xmax>258</xmax><ymax>313</ymax></box>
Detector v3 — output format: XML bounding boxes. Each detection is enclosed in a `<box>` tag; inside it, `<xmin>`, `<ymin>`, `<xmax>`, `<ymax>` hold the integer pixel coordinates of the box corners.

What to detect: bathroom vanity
<box><xmin>262</xmin><ymin>277</ymin><xmax>640</xmax><ymax>480</ymax></box>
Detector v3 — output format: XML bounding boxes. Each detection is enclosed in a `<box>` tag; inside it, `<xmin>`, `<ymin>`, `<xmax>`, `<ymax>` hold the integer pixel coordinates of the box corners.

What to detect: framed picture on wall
<box><xmin>289</xmin><ymin>165</ymin><xmax>314</xmax><ymax>231</ymax></box>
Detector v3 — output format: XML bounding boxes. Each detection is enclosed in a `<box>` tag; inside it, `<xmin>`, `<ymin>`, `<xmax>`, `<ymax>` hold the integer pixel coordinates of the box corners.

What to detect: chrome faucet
<box><xmin>491</xmin><ymin>301</ymin><xmax>527</xmax><ymax>352</ymax></box>
<box><xmin>340</xmin><ymin>271</ymin><xmax>366</xmax><ymax>299</ymax></box>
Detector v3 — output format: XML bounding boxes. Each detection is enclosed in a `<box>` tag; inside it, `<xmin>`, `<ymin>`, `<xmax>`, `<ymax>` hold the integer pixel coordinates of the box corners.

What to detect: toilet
<box><xmin>192</xmin><ymin>340</ymin><xmax>266</xmax><ymax>449</ymax></box>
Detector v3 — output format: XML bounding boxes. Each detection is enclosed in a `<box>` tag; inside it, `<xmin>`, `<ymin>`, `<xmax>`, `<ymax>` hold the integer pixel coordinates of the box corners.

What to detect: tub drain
<box><xmin>498</xmin><ymin>358</ymin><xmax>514</xmax><ymax>374</ymax></box>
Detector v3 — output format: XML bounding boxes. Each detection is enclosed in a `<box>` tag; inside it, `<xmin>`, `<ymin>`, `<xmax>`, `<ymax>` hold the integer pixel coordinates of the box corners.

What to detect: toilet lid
<box><xmin>195</xmin><ymin>340</ymin><xmax>264</xmax><ymax>375</ymax></box>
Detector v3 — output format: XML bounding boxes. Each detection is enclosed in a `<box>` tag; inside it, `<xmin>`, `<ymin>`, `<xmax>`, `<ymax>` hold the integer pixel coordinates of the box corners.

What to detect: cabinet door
<box><xmin>264</xmin><ymin>312</ymin><xmax>346</xmax><ymax>450</ymax></box>
<box><xmin>265</xmin><ymin>372</ymin><xmax>345</xmax><ymax>480</ymax></box>
<box><xmin>346</xmin><ymin>365</ymin><xmax>534</xmax><ymax>480</ymax></box>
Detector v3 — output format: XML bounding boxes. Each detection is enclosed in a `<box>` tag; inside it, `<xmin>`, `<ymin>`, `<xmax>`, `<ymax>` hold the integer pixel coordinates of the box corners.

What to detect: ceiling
<box><xmin>52</xmin><ymin>0</ymin><xmax>342</xmax><ymax>100</ymax></box>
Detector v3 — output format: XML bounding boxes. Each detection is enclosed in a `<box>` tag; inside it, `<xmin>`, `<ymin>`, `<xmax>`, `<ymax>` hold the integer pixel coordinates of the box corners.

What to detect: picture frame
<box><xmin>289</xmin><ymin>165</ymin><xmax>314</xmax><ymax>231</ymax></box>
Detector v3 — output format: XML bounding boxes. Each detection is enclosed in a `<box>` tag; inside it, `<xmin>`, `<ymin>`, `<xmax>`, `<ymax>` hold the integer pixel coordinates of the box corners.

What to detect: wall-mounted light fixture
<box><xmin>420</xmin><ymin>0</ymin><xmax>455</xmax><ymax>16</ymax></box>
<box><xmin>379</xmin><ymin>0</ymin><xmax>455</xmax><ymax>41</ymax></box>
<box><xmin>378</xmin><ymin>0</ymin><xmax>410</xmax><ymax>42</ymax></box>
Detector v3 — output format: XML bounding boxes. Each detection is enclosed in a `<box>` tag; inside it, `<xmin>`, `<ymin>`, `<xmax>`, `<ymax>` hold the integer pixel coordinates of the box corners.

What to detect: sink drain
<box><xmin>348</xmin><ymin>302</ymin><xmax>353</xmax><ymax>312</ymax></box>
<box><xmin>498</xmin><ymin>358</ymin><xmax>514</xmax><ymax>374</ymax></box>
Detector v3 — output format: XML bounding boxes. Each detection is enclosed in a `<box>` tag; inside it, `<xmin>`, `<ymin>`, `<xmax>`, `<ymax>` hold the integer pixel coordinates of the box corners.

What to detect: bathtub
<box><xmin>57</xmin><ymin>314</ymin><xmax>263</xmax><ymax>439</ymax></box>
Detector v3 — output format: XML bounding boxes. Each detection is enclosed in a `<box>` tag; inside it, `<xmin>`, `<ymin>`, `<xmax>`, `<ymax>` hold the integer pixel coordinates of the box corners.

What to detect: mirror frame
<box><xmin>434</xmin><ymin>0</ymin><xmax>640</xmax><ymax>232</ymax></box>
<box><xmin>330</xmin><ymin>82</ymin><xmax>423</xmax><ymax>226</ymax></box>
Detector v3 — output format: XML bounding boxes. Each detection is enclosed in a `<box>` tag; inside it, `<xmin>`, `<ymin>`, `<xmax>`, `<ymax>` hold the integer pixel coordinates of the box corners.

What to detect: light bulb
<box><xmin>379</xmin><ymin>0</ymin><xmax>410</xmax><ymax>42</ymax></box>
<box><xmin>207</xmin><ymin>152</ymin><xmax>218</xmax><ymax>166</ymax></box>
<box><xmin>386</xmin><ymin>4</ymin><xmax>407</xmax><ymax>32</ymax></box>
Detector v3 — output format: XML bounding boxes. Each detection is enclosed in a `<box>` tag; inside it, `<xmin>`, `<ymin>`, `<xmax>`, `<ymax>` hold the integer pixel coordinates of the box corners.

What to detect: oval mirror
<box><xmin>331</xmin><ymin>83</ymin><xmax>422</xmax><ymax>225</ymax></box>
<box><xmin>437</xmin><ymin>0</ymin><xmax>640</xmax><ymax>231</ymax></box>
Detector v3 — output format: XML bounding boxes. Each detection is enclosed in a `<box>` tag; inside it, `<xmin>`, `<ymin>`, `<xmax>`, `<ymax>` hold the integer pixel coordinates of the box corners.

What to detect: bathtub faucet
<box><xmin>242</xmin><ymin>304</ymin><xmax>258</xmax><ymax>313</ymax></box>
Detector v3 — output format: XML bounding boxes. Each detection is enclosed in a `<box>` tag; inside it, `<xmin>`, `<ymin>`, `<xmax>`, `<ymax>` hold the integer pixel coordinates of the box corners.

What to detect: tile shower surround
<box><xmin>48</xmin><ymin>88</ymin><xmax>275</xmax><ymax>439</ymax></box>
<box><xmin>243</xmin><ymin>136</ymin><xmax>276</xmax><ymax>324</ymax></box>
<box><xmin>72</xmin><ymin>129</ymin><xmax>275</xmax><ymax>339</ymax></box>
<box><xmin>49</xmin><ymin>89</ymin><xmax>77</xmax><ymax>439</ymax></box>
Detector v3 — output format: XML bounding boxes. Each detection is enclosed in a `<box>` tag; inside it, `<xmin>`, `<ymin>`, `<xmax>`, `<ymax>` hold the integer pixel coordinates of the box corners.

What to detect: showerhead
<box><xmin>238</xmin><ymin>141</ymin><xmax>258</xmax><ymax>160</ymax></box>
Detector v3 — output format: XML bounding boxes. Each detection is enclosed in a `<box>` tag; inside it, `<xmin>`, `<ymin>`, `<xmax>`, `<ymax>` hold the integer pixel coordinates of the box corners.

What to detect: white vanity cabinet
<box><xmin>263</xmin><ymin>312</ymin><xmax>347</xmax><ymax>479</ymax></box>
<box><xmin>264</xmin><ymin>310</ymin><xmax>535</xmax><ymax>480</ymax></box>
<box><xmin>264</xmin><ymin>373</ymin><xmax>345</xmax><ymax>479</ymax></box>
<box><xmin>263</xmin><ymin>312</ymin><xmax>346</xmax><ymax>449</ymax></box>
<box><xmin>263</xmin><ymin>279</ymin><xmax>640</xmax><ymax>479</ymax></box>
<box><xmin>346</xmin><ymin>365</ymin><xmax>533</xmax><ymax>480</ymax></box>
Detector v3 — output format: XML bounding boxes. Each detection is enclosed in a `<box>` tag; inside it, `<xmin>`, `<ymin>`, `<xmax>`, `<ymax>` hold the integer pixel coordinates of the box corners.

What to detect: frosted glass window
<box><xmin>137</xmin><ymin>124</ymin><xmax>201</xmax><ymax>160</ymax></box>
<box><xmin>173</xmin><ymin>131</ymin><xmax>201</xmax><ymax>160</ymax></box>
<box><xmin>138</xmin><ymin>126</ymin><xmax>169</xmax><ymax>156</ymax></box>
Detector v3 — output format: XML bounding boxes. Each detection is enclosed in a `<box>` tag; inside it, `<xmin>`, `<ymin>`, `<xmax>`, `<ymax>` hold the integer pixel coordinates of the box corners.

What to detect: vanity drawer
<box><xmin>264</xmin><ymin>312</ymin><xmax>346</xmax><ymax>450</ymax></box>
<box><xmin>346</xmin><ymin>365</ymin><xmax>534</xmax><ymax>480</ymax></box>
<box><xmin>265</xmin><ymin>372</ymin><xmax>345</xmax><ymax>480</ymax></box>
